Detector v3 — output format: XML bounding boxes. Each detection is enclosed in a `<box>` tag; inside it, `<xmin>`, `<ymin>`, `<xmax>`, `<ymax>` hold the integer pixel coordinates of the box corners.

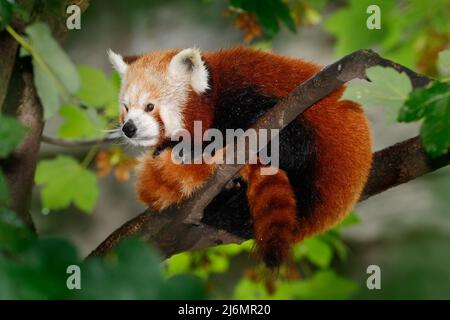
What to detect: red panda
<box><xmin>108</xmin><ymin>47</ymin><xmax>373</xmax><ymax>268</ymax></box>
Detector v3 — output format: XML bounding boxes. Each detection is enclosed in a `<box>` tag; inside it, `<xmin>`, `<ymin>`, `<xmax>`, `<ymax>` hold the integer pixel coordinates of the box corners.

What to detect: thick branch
<box><xmin>0</xmin><ymin>0</ymin><xmax>37</xmax><ymax>110</ymax></box>
<box><xmin>1</xmin><ymin>63</ymin><xmax>43</xmax><ymax>230</ymax></box>
<box><xmin>88</xmin><ymin>49</ymin><xmax>443</xmax><ymax>259</ymax></box>
<box><xmin>361</xmin><ymin>136</ymin><xmax>450</xmax><ymax>200</ymax></box>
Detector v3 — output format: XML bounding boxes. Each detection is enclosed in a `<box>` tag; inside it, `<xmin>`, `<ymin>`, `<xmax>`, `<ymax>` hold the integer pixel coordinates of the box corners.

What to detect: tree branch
<box><xmin>88</xmin><ymin>49</ymin><xmax>445</xmax><ymax>259</ymax></box>
<box><xmin>1</xmin><ymin>65</ymin><xmax>43</xmax><ymax>231</ymax></box>
<box><xmin>41</xmin><ymin>132</ymin><xmax>120</xmax><ymax>147</ymax></box>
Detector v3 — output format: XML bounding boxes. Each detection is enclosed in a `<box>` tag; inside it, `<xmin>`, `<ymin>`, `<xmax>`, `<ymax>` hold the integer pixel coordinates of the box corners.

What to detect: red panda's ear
<box><xmin>107</xmin><ymin>49</ymin><xmax>128</xmax><ymax>77</ymax></box>
<box><xmin>168</xmin><ymin>48</ymin><xmax>209</xmax><ymax>94</ymax></box>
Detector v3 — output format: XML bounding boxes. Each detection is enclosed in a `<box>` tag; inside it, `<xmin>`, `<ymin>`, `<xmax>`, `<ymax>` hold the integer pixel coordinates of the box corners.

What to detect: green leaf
<box><xmin>0</xmin><ymin>0</ymin><xmax>13</xmax><ymax>30</ymax></box>
<box><xmin>438</xmin><ymin>49</ymin><xmax>450</xmax><ymax>77</ymax></box>
<box><xmin>419</xmin><ymin>86</ymin><xmax>450</xmax><ymax>158</ymax></box>
<box><xmin>338</xmin><ymin>211</ymin><xmax>360</xmax><ymax>228</ymax></box>
<box><xmin>206</xmin><ymin>252</ymin><xmax>229</xmax><ymax>273</ymax></box>
<box><xmin>325</xmin><ymin>0</ymin><xmax>393</xmax><ymax>56</ymax></box>
<box><xmin>0</xmin><ymin>115</ymin><xmax>27</xmax><ymax>158</ymax></box>
<box><xmin>230</xmin><ymin>0</ymin><xmax>296</xmax><ymax>38</ymax></box>
<box><xmin>0</xmin><ymin>234</ymin><xmax>205</xmax><ymax>299</ymax></box>
<box><xmin>58</xmin><ymin>104</ymin><xmax>103</xmax><ymax>139</ymax></box>
<box><xmin>320</xmin><ymin>231</ymin><xmax>349</xmax><ymax>261</ymax></box>
<box><xmin>81</xmin><ymin>238</ymin><xmax>205</xmax><ymax>299</ymax></box>
<box><xmin>25</xmin><ymin>22</ymin><xmax>80</xmax><ymax>119</ymax></box>
<box><xmin>32</xmin><ymin>62</ymin><xmax>61</xmax><ymax>120</ymax></box>
<box><xmin>255</xmin><ymin>1</ymin><xmax>280</xmax><ymax>37</ymax></box>
<box><xmin>162</xmin><ymin>274</ymin><xmax>205</xmax><ymax>300</ymax></box>
<box><xmin>0</xmin><ymin>207</ymin><xmax>33</xmax><ymax>252</ymax></box>
<box><xmin>398</xmin><ymin>81</ymin><xmax>447</xmax><ymax>122</ymax></box>
<box><xmin>271</xmin><ymin>0</ymin><xmax>296</xmax><ymax>33</ymax></box>
<box><xmin>213</xmin><ymin>242</ymin><xmax>247</xmax><ymax>255</ymax></box>
<box><xmin>0</xmin><ymin>237</ymin><xmax>79</xmax><ymax>299</ymax></box>
<box><xmin>165</xmin><ymin>253</ymin><xmax>192</xmax><ymax>277</ymax></box>
<box><xmin>302</xmin><ymin>237</ymin><xmax>333</xmax><ymax>268</ymax></box>
<box><xmin>290</xmin><ymin>270</ymin><xmax>358</xmax><ymax>300</ymax></box>
<box><xmin>343</xmin><ymin>66</ymin><xmax>413</xmax><ymax>120</ymax></box>
<box><xmin>76</xmin><ymin>65</ymin><xmax>117</xmax><ymax>109</ymax></box>
<box><xmin>399</xmin><ymin>81</ymin><xmax>450</xmax><ymax>157</ymax></box>
<box><xmin>35</xmin><ymin>155</ymin><xmax>99</xmax><ymax>213</ymax></box>
<box><xmin>233</xmin><ymin>277</ymin><xmax>277</xmax><ymax>299</ymax></box>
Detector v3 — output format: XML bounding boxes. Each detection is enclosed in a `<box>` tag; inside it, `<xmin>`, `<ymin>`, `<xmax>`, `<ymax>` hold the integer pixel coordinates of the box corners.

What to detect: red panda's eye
<box><xmin>122</xmin><ymin>104</ymin><xmax>129</xmax><ymax>112</ymax></box>
<box><xmin>145</xmin><ymin>103</ymin><xmax>155</xmax><ymax>112</ymax></box>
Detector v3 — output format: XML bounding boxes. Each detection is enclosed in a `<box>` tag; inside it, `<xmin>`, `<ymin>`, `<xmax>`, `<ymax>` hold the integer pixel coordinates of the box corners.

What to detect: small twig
<box><xmin>41</xmin><ymin>132</ymin><xmax>120</xmax><ymax>147</ymax></box>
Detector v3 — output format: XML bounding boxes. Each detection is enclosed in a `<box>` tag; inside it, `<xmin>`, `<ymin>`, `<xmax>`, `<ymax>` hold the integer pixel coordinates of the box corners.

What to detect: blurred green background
<box><xmin>1</xmin><ymin>0</ymin><xmax>450</xmax><ymax>299</ymax></box>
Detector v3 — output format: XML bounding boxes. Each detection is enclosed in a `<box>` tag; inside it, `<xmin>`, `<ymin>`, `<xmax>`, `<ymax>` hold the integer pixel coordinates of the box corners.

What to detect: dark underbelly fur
<box><xmin>202</xmin><ymin>86</ymin><xmax>321</xmax><ymax>238</ymax></box>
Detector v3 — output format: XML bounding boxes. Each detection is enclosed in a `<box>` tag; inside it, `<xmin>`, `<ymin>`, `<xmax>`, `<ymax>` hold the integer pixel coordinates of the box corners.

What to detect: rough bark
<box><xmin>1</xmin><ymin>64</ymin><xmax>43</xmax><ymax>230</ymax></box>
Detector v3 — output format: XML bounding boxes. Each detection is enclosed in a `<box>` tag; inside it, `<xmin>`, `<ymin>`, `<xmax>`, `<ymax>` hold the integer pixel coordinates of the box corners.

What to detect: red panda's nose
<box><xmin>122</xmin><ymin>120</ymin><xmax>137</xmax><ymax>138</ymax></box>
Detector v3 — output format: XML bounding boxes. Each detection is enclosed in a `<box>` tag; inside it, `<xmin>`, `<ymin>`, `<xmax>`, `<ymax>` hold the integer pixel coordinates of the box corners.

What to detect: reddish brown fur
<box><xmin>202</xmin><ymin>48</ymin><xmax>372</xmax><ymax>241</ymax></box>
<box><xmin>131</xmin><ymin>47</ymin><xmax>372</xmax><ymax>267</ymax></box>
<box><xmin>240</xmin><ymin>164</ymin><xmax>298</xmax><ymax>267</ymax></box>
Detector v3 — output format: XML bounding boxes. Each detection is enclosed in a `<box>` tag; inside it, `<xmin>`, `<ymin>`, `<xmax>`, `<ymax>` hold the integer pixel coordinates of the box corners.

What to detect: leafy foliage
<box><xmin>228</xmin><ymin>0</ymin><xmax>296</xmax><ymax>39</ymax></box>
<box><xmin>226</xmin><ymin>0</ymin><xmax>329</xmax><ymax>43</ymax></box>
<box><xmin>77</xmin><ymin>65</ymin><xmax>114</xmax><ymax>107</ymax></box>
<box><xmin>325</xmin><ymin>0</ymin><xmax>393</xmax><ymax>57</ymax></box>
<box><xmin>24</xmin><ymin>22</ymin><xmax>80</xmax><ymax>119</ymax></box>
<box><xmin>342</xmin><ymin>66</ymin><xmax>413</xmax><ymax>120</ymax></box>
<box><xmin>165</xmin><ymin>213</ymin><xmax>360</xmax><ymax>299</ymax></box>
<box><xmin>0</xmin><ymin>0</ymin><xmax>13</xmax><ymax>30</ymax></box>
<box><xmin>0</xmin><ymin>115</ymin><xmax>27</xmax><ymax>158</ymax></box>
<box><xmin>76</xmin><ymin>65</ymin><xmax>120</xmax><ymax>119</ymax></box>
<box><xmin>399</xmin><ymin>81</ymin><xmax>450</xmax><ymax>157</ymax></box>
<box><xmin>0</xmin><ymin>116</ymin><xmax>27</xmax><ymax>207</ymax></box>
<box><xmin>0</xmin><ymin>215</ymin><xmax>205</xmax><ymax>299</ymax></box>
<box><xmin>234</xmin><ymin>270</ymin><xmax>357</xmax><ymax>300</ymax></box>
<box><xmin>325</xmin><ymin>0</ymin><xmax>450</xmax><ymax>72</ymax></box>
<box><xmin>80</xmin><ymin>239</ymin><xmax>205</xmax><ymax>299</ymax></box>
<box><xmin>345</xmin><ymin>52</ymin><xmax>450</xmax><ymax>158</ymax></box>
<box><xmin>58</xmin><ymin>104</ymin><xmax>104</xmax><ymax>139</ymax></box>
<box><xmin>9</xmin><ymin>24</ymin><xmax>122</xmax><ymax>211</ymax></box>
<box><xmin>35</xmin><ymin>155</ymin><xmax>99</xmax><ymax>213</ymax></box>
<box><xmin>0</xmin><ymin>123</ymin><xmax>204</xmax><ymax>298</ymax></box>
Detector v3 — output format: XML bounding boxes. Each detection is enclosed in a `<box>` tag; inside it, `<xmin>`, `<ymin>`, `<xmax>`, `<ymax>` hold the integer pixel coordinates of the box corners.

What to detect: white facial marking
<box><xmin>117</xmin><ymin>48</ymin><xmax>210</xmax><ymax>146</ymax></box>
<box><xmin>120</xmin><ymin>84</ymin><xmax>138</xmax><ymax>110</ymax></box>
<box><xmin>138</xmin><ymin>92</ymin><xmax>150</xmax><ymax>107</ymax></box>
<box><xmin>107</xmin><ymin>49</ymin><xmax>128</xmax><ymax>76</ymax></box>
<box><xmin>123</xmin><ymin>109</ymin><xmax>159</xmax><ymax>147</ymax></box>
<box><xmin>159</xmin><ymin>103</ymin><xmax>183</xmax><ymax>138</ymax></box>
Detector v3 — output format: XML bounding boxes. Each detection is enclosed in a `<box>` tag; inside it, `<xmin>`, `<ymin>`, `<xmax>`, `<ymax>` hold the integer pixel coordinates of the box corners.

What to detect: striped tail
<box><xmin>240</xmin><ymin>164</ymin><xmax>298</xmax><ymax>268</ymax></box>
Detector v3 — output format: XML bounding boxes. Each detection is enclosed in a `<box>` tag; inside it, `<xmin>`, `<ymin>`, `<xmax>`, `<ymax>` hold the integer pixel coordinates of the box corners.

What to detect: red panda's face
<box><xmin>108</xmin><ymin>48</ymin><xmax>209</xmax><ymax>148</ymax></box>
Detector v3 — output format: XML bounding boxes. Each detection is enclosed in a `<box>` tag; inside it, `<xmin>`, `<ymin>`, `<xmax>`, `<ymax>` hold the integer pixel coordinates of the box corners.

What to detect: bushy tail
<box><xmin>240</xmin><ymin>164</ymin><xmax>298</xmax><ymax>268</ymax></box>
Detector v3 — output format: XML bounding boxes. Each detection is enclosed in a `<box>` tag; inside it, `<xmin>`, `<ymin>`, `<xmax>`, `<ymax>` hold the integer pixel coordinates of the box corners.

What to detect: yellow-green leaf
<box><xmin>35</xmin><ymin>155</ymin><xmax>99</xmax><ymax>213</ymax></box>
<box><xmin>58</xmin><ymin>104</ymin><xmax>104</xmax><ymax>139</ymax></box>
